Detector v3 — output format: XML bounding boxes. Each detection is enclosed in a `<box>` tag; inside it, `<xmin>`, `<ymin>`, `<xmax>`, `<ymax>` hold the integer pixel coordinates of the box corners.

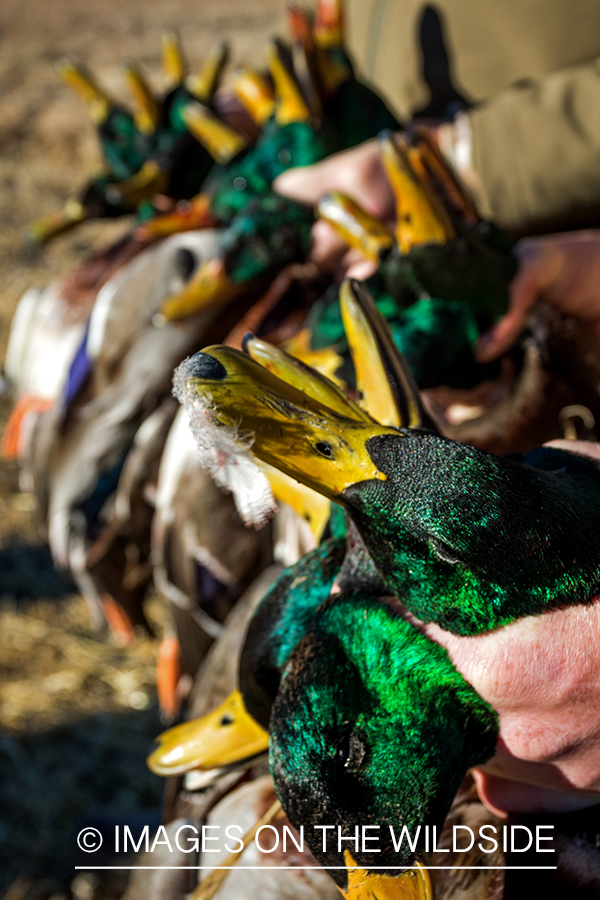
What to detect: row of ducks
<box><xmin>6</xmin><ymin>1</ymin><xmax>600</xmax><ymax>896</ymax></box>
<box><xmin>147</xmin><ymin>279</ymin><xmax>600</xmax><ymax>899</ymax></box>
<box><xmin>7</xmin><ymin>0</ymin><xmax>402</xmax><ymax>654</ymax></box>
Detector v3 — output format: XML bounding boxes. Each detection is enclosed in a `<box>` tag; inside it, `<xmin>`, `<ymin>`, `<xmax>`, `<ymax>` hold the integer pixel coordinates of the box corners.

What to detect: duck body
<box><xmin>2</xmin><ymin>231</ymin><xmax>152</xmax><ymax>479</ymax></box>
<box><xmin>198</xmin><ymin>775</ymin><xmax>340</xmax><ymax>900</ymax></box>
<box><xmin>151</xmin><ymin>406</ymin><xmax>273</xmax><ymax>712</ymax></box>
<box><xmin>41</xmin><ymin>230</ymin><xmax>231</xmax><ymax>630</ymax></box>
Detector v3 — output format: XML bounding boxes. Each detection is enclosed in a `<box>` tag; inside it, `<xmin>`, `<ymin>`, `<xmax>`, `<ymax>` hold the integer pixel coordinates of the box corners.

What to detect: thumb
<box><xmin>274</xmin><ymin>160</ymin><xmax>331</xmax><ymax>206</ymax></box>
<box><xmin>476</xmin><ymin>243</ymin><xmax>554</xmax><ymax>362</ymax></box>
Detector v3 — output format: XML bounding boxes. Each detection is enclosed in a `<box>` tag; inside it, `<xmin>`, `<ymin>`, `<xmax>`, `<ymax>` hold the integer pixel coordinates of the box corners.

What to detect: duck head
<box><xmin>269</xmin><ymin>590</ymin><xmax>497</xmax><ymax>899</ymax></box>
<box><xmin>148</xmin><ymin>553</ymin><xmax>498</xmax><ymax>900</ymax></box>
<box><xmin>174</xmin><ymin>338</ymin><xmax>396</xmax><ymax>499</ymax></box>
<box><xmin>178</xmin><ymin>279</ymin><xmax>600</xmax><ymax>636</ymax></box>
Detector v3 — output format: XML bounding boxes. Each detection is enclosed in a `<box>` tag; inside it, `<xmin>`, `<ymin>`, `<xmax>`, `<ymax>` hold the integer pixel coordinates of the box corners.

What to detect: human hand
<box><xmin>418</xmin><ymin>438</ymin><xmax>600</xmax><ymax>817</ymax></box>
<box><xmin>425</xmin><ymin>601</ymin><xmax>600</xmax><ymax>817</ymax></box>
<box><xmin>477</xmin><ymin>231</ymin><xmax>600</xmax><ymax>363</ymax></box>
<box><xmin>273</xmin><ymin>138</ymin><xmax>395</xmax><ymax>279</ymax></box>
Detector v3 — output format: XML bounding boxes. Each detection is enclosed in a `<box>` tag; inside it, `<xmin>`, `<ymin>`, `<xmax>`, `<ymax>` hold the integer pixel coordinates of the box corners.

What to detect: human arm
<box><xmin>420</xmin><ymin>546</ymin><xmax>600</xmax><ymax>817</ymax></box>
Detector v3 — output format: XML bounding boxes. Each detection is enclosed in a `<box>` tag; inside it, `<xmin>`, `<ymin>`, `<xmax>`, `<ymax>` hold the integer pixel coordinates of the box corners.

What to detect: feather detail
<box><xmin>173</xmin><ymin>358</ymin><xmax>277</xmax><ymax>528</ymax></box>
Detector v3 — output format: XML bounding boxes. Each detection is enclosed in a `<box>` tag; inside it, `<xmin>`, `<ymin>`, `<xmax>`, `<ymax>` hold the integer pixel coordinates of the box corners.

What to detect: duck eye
<box><xmin>315</xmin><ymin>441</ymin><xmax>333</xmax><ymax>458</ymax></box>
<box><xmin>335</xmin><ymin>731</ymin><xmax>367</xmax><ymax>771</ymax></box>
<box><xmin>430</xmin><ymin>538</ymin><xmax>460</xmax><ymax>565</ymax></box>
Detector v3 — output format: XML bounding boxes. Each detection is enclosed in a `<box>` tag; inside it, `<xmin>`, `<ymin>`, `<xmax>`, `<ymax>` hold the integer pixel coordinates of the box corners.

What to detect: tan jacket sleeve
<box><xmin>345</xmin><ymin>0</ymin><xmax>600</xmax><ymax>234</ymax></box>
<box><xmin>467</xmin><ymin>57</ymin><xmax>600</xmax><ymax>234</ymax></box>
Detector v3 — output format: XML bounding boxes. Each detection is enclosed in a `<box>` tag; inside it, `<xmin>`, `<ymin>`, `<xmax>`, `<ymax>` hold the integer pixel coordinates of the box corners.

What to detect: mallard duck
<box><xmin>146</xmin><ymin>530</ymin><xmax>497</xmax><ymax>900</ymax></box>
<box><xmin>305</xmin><ymin>129</ymin><xmax>516</xmax><ymax>392</ymax></box>
<box><xmin>151</xmin><ymin>277</ymin><xmax>600</xmax><ymax>899</ymax></box>
<box><xmin>178</xmin><ymin>280</ymin><xmax>600</xmax><ymax>637</ymax></box>
<box><xmin>27</xmin><ymin>37</ymin><xmax>246</xmax><ymax>244</ymax></box>
<box><xmin>36</xmin><ymin>228</ymin><xmax>242</xmax><ymax>637</ymax></box>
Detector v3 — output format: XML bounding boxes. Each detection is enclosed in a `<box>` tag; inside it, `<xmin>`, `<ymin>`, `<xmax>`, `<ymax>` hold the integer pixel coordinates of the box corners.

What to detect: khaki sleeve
<box><xmin>466</xmin><ymin>57</ymin><xmax>600</xmax><ymax>235</ymax></box>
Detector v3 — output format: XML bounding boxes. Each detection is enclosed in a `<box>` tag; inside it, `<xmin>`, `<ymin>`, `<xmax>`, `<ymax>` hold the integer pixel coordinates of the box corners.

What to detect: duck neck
<box><xmin>239</xmin><ymin>536</ymin><xmax>346</xmax><ymax>727</ymax></box>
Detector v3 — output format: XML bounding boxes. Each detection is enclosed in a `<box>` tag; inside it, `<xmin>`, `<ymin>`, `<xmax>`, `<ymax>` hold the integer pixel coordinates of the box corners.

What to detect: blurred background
<box><xmin>0</xmin><ymin>1</ymin><xmax>281</xmax><ymax>896</ymax></box>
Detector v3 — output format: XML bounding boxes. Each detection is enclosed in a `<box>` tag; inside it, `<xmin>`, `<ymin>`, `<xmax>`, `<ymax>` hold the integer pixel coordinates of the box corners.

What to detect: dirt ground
<box><xmin>0</xmin><ymin>0</ymin><xmax>282</xmax><ymax>895</ymax></box>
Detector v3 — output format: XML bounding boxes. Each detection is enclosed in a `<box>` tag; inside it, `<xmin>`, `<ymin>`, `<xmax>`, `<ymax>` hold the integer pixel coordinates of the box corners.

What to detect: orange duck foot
<box><xmin>156</xmin><ymin>633</ymin><xmax>182</xmax><ymax>722</ymax></box>
<box><xmin>1</xmin><ymin>394</ymin><xmax>54</xmax><ymax>460</ymax></box>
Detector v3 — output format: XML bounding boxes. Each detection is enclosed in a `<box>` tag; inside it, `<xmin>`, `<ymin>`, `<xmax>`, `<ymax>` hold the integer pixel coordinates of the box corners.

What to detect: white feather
<box><xmin>173</xmin><ymin>359</ymin><xmax>277</xmax><ymax>529</ymax></box>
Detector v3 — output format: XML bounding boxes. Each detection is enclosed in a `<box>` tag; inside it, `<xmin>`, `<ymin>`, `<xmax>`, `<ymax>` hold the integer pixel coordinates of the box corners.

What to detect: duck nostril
<box><xmin>186</xmin><ymin>352</ymin><xmax>228</xmax><ymax>380</ymax></box>
<box><xmin>220</xmin><ymin>714</ymin><xmax>234</xmax><ymax>726</ymax></box>
<box><xmin>175</xmin><ymin>247</ymin><xmax>197</xmax><ymax>282</ymax></box>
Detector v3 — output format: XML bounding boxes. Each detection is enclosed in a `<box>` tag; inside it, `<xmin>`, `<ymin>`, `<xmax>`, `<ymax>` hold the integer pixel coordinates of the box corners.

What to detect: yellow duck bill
<box><xmin>27</xmin><ymin>198</ymin><xmax>88</xmax><ymax>244</ymax></box>
<box><xmin>147</xmin><ymin>689</ymin><xmax>268</xmax><ymax>775</ymax></box>
<box><xmin>155</xmin><ymin>257</ymin><xmax>243</xmax><ymax>324</ymax></box>
<box><xmin>174</xmin><ymin>342</ymin><xmax>397</xmax><ymax>502</ymax></box>
<box><xmin>342</xmin><ymin>855</ymin><xmax>434</xmax><ymax>900</ymax></box>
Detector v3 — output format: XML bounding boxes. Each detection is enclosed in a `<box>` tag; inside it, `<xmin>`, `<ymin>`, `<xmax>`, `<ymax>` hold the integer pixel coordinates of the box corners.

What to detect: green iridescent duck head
<box><xmin>178</xmin><ymin>279</ymin><xmax>600</xmax><ymax>636</ymax></box>
<box><xmin>149</xmin><ymin>544</ymin><xmax>498</xmax><ymax>900</ymax></box>
<box><xmin>376</xmin><ymin>128</ymin><xmax>517</xmax><ymax>324</ymax></box>
<box><xmin>310</xmin><ymin>129</ymin><xmax>518</xmax><ymax>391</ymax></box>
<box><xmin>148</xmin><ymin>540</ymin><xmax>497</xmax><ymax>900</ymax></box>
<box><xmin>27</xmin><ymin>38</ymin><xmax>242</xmax><ymax>244</ymax></box>
<box><xmin>270</xmin><ymin>590</ymin><xmax>497</xmax><ymax>900</ymax></box>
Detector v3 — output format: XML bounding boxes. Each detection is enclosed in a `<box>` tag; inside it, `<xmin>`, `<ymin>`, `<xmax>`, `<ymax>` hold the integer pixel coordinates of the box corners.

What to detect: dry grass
<box><xmin>0</xmin><ymin>593</ymin><xmax>169</xmax><ymax>897</ymax></box>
